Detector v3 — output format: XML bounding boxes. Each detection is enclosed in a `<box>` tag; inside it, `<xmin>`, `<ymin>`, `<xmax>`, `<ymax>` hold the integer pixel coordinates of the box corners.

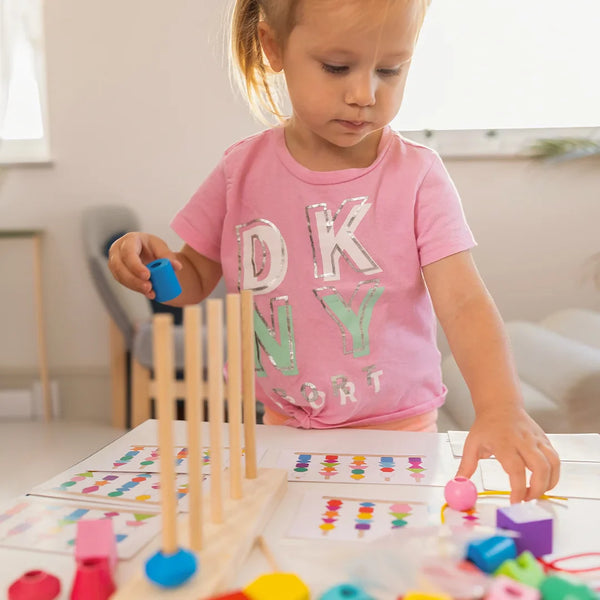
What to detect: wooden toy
<box><xmin>466</xmin><ymin>535</ymin><xmax>517</xmax><ymax>573</ymax></box>
<box><xmin>143</xmin><ymin>312</ymin><xmax>197</xmax><ymax>588</ymax></box>
<box><xmin>112</xmin><ymin>291</ymin><xmax>288</xmax><ymax>598</ymax></box>
<box><xmin>485</xmin><ymin>575</ymin><xmax>540</xmax><ymax>600</ymax></box>
<box><xmin>70</xmin><ymin>557</ymin><xmax>115</xmax><ymax>600</ymax></box>
<box><xmin>243</xmin><ymin>572</ymin><xmax>310</xmax><ymax>600</ymax></box>
<box><xmin>319</xmin><ymin>583</ymin><xmax>375</xmax><ymax>599</ymax></box>
<box><xmin>539</xmin><ymin>575</ymin><xmax>597</xmax><ymax>600</ymax></box>
<box><xmin>496</xmin><ymin>502</ymin><xmax>553</xmax><ymax>557</ymax></box>
<box><xmin>75</xmin><ymin>518</ymin><xmax>117</xmax><ymax>572</ymax></box>
<box><xmin>444</xmin><ymin>476</ymin><xmax>478</xmax><ymax>511</ymax></box>
<box><xmin>147</xmin><ymin>258</ymin><xmax>182</xmax><ymax>302</ymax></box>
<box><xmin>495</xmin><ymin>551</ymin><xmax>545</xmax><ymax>588</ymax></box>
<box><xmin>8</xmin><ymin>569</ymin><xmax>61</xmax><ymax>600</ymax></box>
<box><xmin>207</xmin><ymin>592</ymin><xmax>251</xmax><ymax>599</ymax></box>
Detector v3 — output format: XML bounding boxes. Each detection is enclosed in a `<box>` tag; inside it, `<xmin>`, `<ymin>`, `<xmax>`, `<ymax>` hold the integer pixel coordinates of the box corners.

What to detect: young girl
<box><xmin>108</xmin><ymin>0</ymin><xmax>559</xmax><ymax>502</ymax></box>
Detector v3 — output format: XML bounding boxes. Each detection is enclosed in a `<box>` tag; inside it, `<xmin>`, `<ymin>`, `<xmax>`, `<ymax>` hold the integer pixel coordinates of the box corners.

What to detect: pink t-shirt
<box><xmin>171</xmin><ymin>126</ymin><xmax>476</xmax><ymax>429</ymax></box>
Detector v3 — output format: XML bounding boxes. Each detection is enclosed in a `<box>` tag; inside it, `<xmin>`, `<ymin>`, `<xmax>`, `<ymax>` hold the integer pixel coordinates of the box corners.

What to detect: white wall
<box><xmin>1</xmin><ymin>1</ymin><xmax>598</xmax><ymax>422</ymax></box>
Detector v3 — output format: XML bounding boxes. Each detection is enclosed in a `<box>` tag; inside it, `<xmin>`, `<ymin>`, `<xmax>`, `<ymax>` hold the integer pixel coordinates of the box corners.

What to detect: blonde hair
<box><xmin>229</xmin><ymin>0</ymin><xmax>430</xmax><ymax>125</ymax></box>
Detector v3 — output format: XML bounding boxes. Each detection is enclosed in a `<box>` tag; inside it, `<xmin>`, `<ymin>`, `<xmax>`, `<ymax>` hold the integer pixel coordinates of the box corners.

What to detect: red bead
<box><xmin>8</xmin><ymin>570</ymin><xmax>61</xmax><ymax>600</ymax></box>
<box><xmin>70</xmin><ymin>557</ymin><xmax>115</xmax><ymax>600</ymax></box>
<box><xmin>207</xmin><ymin>592</ymin><xmax>250</xmax><ymax>599</ymax></box>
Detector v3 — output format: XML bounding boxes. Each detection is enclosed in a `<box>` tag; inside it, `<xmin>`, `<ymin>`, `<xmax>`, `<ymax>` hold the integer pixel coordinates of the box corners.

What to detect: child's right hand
<box><xmin>108</xmin><ymin>232</ymin><xmax>183</xmax><ymax>300</ymax></box>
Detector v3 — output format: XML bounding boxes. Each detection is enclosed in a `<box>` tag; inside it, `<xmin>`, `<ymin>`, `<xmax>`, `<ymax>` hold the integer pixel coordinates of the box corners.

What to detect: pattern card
<box><xmin>480</xmin><ymin>459</ymin><xmax>600</xmax><ymax>500</ymax></box>
<box><xmin>288</xmin><ymin>493</ymin><xmax>430</xmax><ymax>542</ymax></box>
<box><xmin>86</xmin><ymin>444</ymin><xmax>214</xmax><ymax>474</ymax></box>
<box><xmin>278</xmin><ymin>450</ymin><xmax>448</xmax><ymax>486</ymax></box>
<box><xmin>0</xmin><ymin>496</ymin><xmax>161</xmax><ymax>558</ymax></box>
<box><xmin>29</xmin><ymin>470</ymin><xmax>199</xmax><ymax>512</ymax></box>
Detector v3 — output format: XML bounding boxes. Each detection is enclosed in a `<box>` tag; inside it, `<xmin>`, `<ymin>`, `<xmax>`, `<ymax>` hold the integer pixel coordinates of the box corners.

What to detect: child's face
<box><xmin>262</xmin><ymin>0</ymin><xmax>424</xmax><ymax>155</ymax></box>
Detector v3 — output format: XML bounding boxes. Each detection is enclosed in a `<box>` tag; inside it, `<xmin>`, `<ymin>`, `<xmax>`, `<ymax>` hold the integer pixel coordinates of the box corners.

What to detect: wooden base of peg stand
<box><xmin>112</xmin><ymin>467</ymin><xmax>287</xmax><ymax>599</ymax></box>
<box><xmin>111</xmin><ymin>291</ymin><xmax>287</xmax><ymax>599</ymax></box>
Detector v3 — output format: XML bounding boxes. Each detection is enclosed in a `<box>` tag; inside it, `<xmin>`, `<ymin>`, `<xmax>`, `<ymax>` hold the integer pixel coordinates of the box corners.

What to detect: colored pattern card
<box><xmin>29</xmin><ymin>469</ymin><xmax>201</xmax><ymax>512</ymax></box>
<box><xmin>480</xmin><ymin>459</ymin><xmax>600</xmax><ymax>499</ymax></box>
<box><xmin>0</xmin><ymin>495</ymin><xmax>161</xmax><ymax>558</ymax></box>
<box><xmin>84</xmin><ymin>443</ymin><xmax>265</xmax><ymax>474</ymax></box>
<box><xmin>277</xmin><ymin>450</ymin><xmax>448</xmax><ymax>486</ymax></box>
<box><xmin>85</xmin><ymin>444</ymin><xmax>215</xmax><ymax>474</ymax></box>
<box><xmin>287</xmin><ymin>492</ymin><xmax>430</xmax><ymax>542</ymax></box>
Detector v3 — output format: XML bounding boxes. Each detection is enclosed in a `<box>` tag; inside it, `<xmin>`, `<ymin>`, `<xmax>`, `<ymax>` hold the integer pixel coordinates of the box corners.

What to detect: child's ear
<box><xmin>258</xmin><ymin>22</ymin><xmax>284</xmax><ymax>72</ymax></box>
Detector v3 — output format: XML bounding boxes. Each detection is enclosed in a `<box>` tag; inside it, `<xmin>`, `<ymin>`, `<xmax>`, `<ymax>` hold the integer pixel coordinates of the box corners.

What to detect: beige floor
<box><xmin>0</xmin><ymin>420</ymin><xmax>125</xmax><ymax>504</ymax></box>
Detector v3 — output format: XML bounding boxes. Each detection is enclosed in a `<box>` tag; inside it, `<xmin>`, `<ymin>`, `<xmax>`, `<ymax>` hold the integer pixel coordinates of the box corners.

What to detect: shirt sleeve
<box><xmin>170</xmin><ymin>160</ymin><xmax>227</xmax><ymax>262</ymax></box>
<box><xmin>415</xmin><ymin>152</ymin><xmax>476</xmax><ymax>267</ymax></box>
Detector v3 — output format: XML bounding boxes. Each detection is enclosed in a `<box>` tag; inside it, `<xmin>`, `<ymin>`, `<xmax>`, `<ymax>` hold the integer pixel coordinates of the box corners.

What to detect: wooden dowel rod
<box><xmin>241</xmin><ymin>290</ymin><xmax>257</xmax><ymax>479</ymax></box>
<box><xmin>207</xmin><ymin>299</ymin><xmax>224</xmax><ymax>524</ymax></box>
<box><xmin>153</xmin><ymin>314</ymin><xmax>178</xmax><ymax>554</ymax></box>
<box><xmin>184</xmin><ymin>304</ymin><xmax>203</xmax><ymax>551</ymax></box>
<box><xmin>32</xmin><ymin>234</ymin><xmax>52</xmax><ymax>421</ymax></box>
<box><xmin>226</xmin><ymin>294</ymin><xmax>243</xmax><ymax>500</ymax></box>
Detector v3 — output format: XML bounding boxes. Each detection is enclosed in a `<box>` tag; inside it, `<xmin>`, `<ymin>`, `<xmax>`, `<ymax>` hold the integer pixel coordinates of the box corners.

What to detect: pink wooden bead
<box><xmin>444</xmin><ymin>476</ymin><xmax>478</xmax><ymax>511</ymax></box>
<box><xmin>75</xmin><ymin>519</ymin><xmax>117</xmax><ymax>572</ymax></box>
<box><xmin>485</xmin><ymin>575</ymin><xmax>540</xmax><ymax>600</ymax></box>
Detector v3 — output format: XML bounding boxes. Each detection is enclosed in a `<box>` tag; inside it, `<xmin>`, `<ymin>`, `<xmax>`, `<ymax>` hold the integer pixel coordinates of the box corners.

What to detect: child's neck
<box><xmin>283</xmin><ymin>124</ymin><xmax>383</xmax><ymax>172</ymax></box>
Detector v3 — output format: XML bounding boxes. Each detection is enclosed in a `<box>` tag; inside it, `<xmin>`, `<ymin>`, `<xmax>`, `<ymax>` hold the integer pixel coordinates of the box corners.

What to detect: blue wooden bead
<box><xmin>467</xmin><ymin>535</ymin><xmax>517</xmax><ymax>573</ymax></box>
<box><xmin>145</xmin><ymin>548</ymin><xmax>197</xmax><ymax>587</ymax></box>
<box><xmin>319</xmin><ymin>583</ymin><xmax>375</xmax><ymax>600</ymax></box>
<box><xmin>147</xmin><ymin>258</ymin><xmax>182</xmax><ymax>302</ymax></box>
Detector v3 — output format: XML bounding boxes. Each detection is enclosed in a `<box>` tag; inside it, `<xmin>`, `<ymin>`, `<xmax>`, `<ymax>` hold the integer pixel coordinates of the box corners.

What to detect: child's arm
<box><xmin>108</xmin><ymin>232</ymin><xmax>222</xmax><ymax>306</ymax></box>
<box><xmin>422</xmin><ymin>249</ymin><xmax>560</xmax><ymax>503</ymax></box>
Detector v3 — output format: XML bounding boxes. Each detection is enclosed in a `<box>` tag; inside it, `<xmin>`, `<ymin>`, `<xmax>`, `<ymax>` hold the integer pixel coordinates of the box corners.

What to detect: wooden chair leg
<box><xmin>109</xmin><ymin>318</ymin><xmax>127</xmax><ymax>429</ymax></box>
<box><xmin>131</xmin><ymin>357</ymin><xmax>151</xmax><ymax>427</ymax></box>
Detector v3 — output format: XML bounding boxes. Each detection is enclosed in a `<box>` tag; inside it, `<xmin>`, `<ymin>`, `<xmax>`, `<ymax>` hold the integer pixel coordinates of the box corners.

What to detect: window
<box><xmin>393</xmin><ymin>1</ymin><xmax>600</xmax><ymax>157</ymax></box>
<box><xmin>0</xmin><ymin>0</ymin><xmax>49</xmax><ymax>163</ymax></box>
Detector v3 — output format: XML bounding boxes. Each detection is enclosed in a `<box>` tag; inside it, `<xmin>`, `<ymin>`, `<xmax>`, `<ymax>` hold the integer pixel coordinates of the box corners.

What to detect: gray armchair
<box><xmin>82</xmin><ymin>205</ymin><xmax>192</xmax><ymax>427</ymax></box>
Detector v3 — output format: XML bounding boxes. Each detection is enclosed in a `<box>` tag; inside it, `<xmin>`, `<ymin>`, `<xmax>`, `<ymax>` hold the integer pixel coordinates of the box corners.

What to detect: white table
<box><xmin>1</xmin><ymin>421</ymin><xmax>599</xmax><ymax>599</ymax></box>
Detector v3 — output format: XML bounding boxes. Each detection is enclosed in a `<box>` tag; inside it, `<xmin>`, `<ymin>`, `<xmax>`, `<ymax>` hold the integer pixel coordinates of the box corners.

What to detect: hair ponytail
<box><xmin>230</xmin><ymin>0</ymin><xmax>287</xmax><ymax>124</ymax></box>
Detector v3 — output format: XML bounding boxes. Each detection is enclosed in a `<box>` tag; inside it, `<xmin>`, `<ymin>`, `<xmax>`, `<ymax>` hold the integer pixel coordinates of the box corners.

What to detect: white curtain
<box><xmin>0</xmin><ymin>0</ymin><xmax>44</xmax><ymax>140</ymax></box>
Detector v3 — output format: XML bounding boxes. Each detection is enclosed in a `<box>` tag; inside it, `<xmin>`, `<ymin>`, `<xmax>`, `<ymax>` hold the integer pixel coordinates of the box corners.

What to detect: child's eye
<box><xmin>322</xmin><ymin>63</ymin><xmax>348</xmax><ymax>75</ymax></box>
<box><xmin>377</xmin><ymin>67</ymin><xmax>402</xmax><ymax>77</ymax></box>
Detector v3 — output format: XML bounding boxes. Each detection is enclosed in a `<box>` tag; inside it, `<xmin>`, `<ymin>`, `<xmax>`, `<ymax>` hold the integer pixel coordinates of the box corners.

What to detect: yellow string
<box><xmin>440</xmin><ymin>490</ymin><xmax>568</xmax><ymax>524</ymax></box>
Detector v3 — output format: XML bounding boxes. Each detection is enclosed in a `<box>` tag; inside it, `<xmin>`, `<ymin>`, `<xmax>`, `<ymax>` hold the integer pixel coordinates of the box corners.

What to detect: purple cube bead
<box><xmin>496</xmin><ymin>503</ymin><xmax>553</xmax><ymax>557</ymax></box>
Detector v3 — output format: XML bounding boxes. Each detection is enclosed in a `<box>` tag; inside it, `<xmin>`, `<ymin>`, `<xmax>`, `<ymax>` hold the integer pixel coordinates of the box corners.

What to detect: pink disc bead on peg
<box><xmin>444</xmin><ymin>476</ymin><xmax>478</xmax><ymax>511</ymax></box>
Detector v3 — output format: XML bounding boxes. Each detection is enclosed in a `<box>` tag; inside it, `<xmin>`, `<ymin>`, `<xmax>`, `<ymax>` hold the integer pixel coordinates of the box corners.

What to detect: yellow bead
<box><xmin>403</xmin><ymin>591</ymin><xmax>453</xmax><ymax>600</ymax></box>
<box><xmin>244</xmin><ymin>573</ymin><xmax>309</xmax><ymax>600</ymax></box>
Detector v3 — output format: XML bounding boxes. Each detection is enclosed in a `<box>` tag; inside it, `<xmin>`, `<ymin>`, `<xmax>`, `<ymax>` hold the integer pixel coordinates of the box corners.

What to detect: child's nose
<box><xmin>344</xmin><ymin>72</ymin><xmax>376</xmax><ymax>107</ymax></box>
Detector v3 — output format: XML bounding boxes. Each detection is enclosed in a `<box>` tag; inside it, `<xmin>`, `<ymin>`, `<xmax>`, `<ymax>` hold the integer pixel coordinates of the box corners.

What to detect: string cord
<box><xmin>537</xmin><ymin>552</ymin><xmax>600</xmax><ymax>574</ymax></box>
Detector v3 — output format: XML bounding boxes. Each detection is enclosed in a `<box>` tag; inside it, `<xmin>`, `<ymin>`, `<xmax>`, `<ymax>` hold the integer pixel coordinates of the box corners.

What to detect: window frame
<box><xmin>399</xmin><ymin>126</ymin><xmax>599</xmax><ymax>159</ymax></box>
<box><xmin>0</xmin><ymin>0</ymin><xmax>51</xmax><ymax>165</ymax></box>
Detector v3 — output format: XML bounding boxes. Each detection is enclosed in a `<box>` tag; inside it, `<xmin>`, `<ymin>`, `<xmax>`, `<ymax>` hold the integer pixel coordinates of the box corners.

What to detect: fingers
<box><xmin>146</xmin><ymin>237</ymin><xmax>183</xmax><ymax>272</ymax></box>
<box><xmin>506</xmin><ymin>458</ymin><xmax>527</xmax><ymax>503</ymax></box>
<box><xmin>108</xmin><ymin>232</ymin><xmax>177</xmax><ymax>299</ymax></box>
<box><xmin>455</xmin><ymin>438</ymin><xmax>480</xmax><ymax>480</ymax></box>
<box><xmin>525</xmin><ymin>438</ymin><xmax>560</xmax><ymax>500</ymax></box>
<box><xmin>499</xmin><ymin>437</ymin><xmax>560</xmax><ymax>503</ymax></box>
<box><xmin>540</xmin><ymin>438</ymin><xmax>561</xmax><ymax>491</ymax></box>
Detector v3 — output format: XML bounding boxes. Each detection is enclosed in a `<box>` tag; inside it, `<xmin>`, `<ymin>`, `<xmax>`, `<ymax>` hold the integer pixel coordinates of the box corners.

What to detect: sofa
<box><xmin>439</xmin><ymin>308</ymin><xmax>600</xmax><ymax>433</ymax></box>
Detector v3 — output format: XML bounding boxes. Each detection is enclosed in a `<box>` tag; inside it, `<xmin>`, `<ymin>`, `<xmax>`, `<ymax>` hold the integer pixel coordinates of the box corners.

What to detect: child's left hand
<box><xmin>455</xmin><ymin>405</ymin><xmax>560</xmax><ymax>503</ymax></box>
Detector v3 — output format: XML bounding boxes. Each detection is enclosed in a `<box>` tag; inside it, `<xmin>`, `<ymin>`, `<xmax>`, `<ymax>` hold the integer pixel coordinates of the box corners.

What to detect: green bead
<box><xmin>540</xmin><ymin>575</ymin><xmax>597</xmax><ymax>600</ymax></box>
<box><xmin>495</xmin><ymin>551</ymin><xmax>545</xmax><ymax>588</ymax></box>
